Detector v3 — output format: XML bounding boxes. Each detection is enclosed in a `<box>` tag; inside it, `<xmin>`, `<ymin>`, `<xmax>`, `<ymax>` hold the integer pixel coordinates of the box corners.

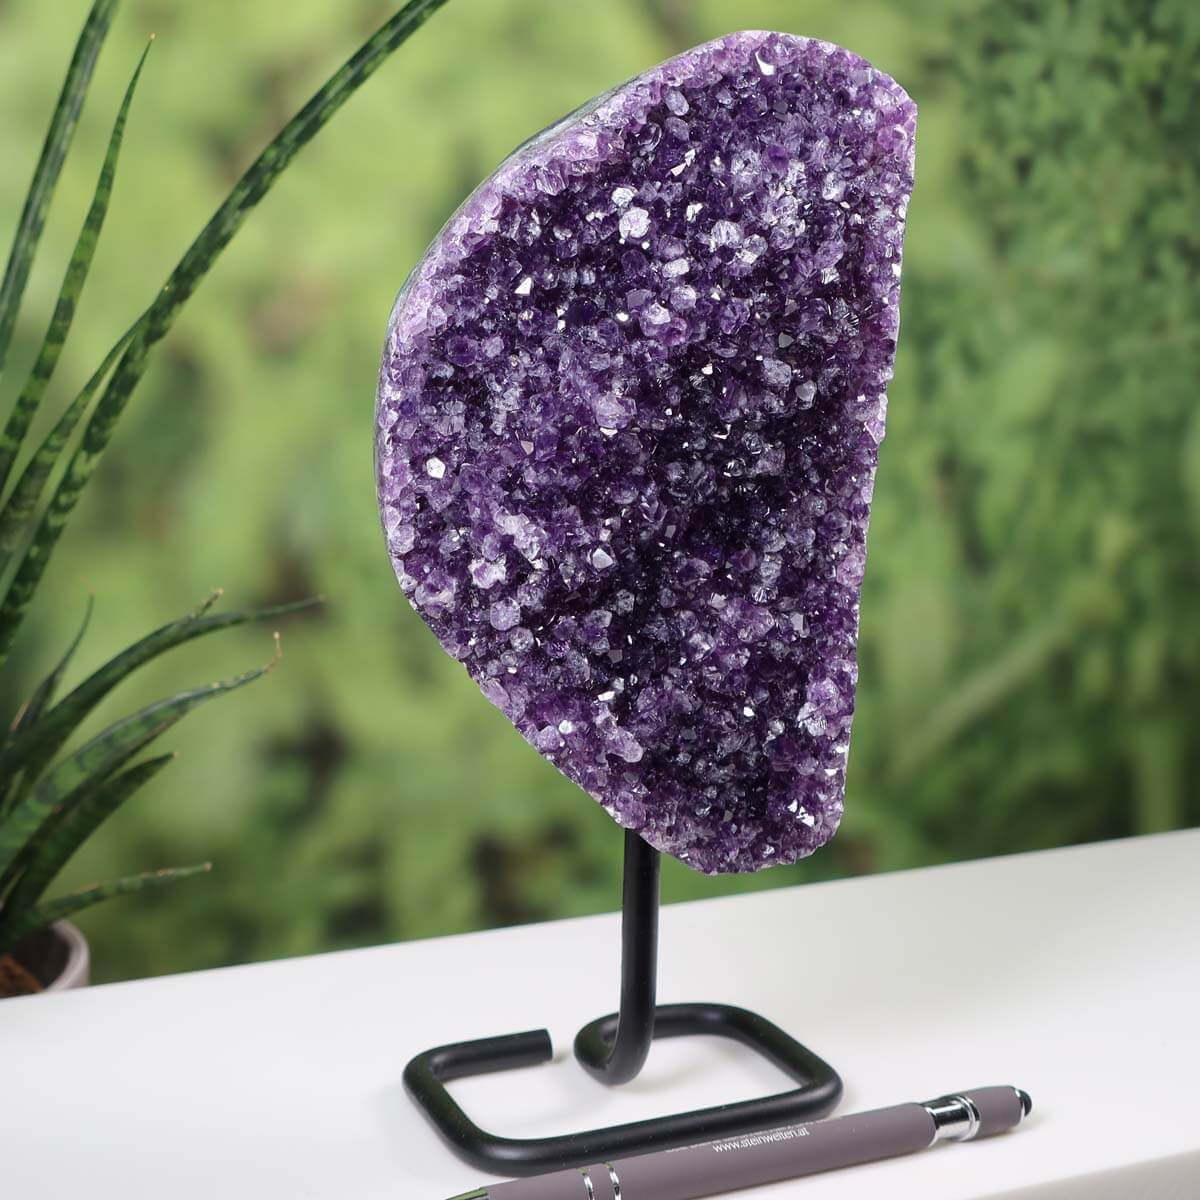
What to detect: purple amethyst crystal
<box><xmin>375</xmin><ymin>31</ymin><xmax>915</xmax><ymax>873</ymax></box>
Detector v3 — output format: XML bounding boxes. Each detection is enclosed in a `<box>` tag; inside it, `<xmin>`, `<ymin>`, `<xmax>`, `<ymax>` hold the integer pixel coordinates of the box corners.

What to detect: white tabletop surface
<box><xmin>3</xmin><ymin>830</ymin><xmax>1198</xmax><ymax>1199</ymax></box>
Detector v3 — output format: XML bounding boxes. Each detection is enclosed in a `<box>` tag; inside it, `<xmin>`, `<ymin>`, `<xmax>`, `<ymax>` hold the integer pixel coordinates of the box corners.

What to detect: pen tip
<box><xmin>1016</xmin><ymin>1088</ymin><xmax>1033</xmax><ymax>1119</ymax></box>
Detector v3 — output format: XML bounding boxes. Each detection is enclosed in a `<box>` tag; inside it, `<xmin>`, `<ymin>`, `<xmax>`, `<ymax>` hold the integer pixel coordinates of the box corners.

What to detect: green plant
<box><xmin>0</xmin><ymin>0</ymin><xmax>448</xmax><ymax>972</ymax></box>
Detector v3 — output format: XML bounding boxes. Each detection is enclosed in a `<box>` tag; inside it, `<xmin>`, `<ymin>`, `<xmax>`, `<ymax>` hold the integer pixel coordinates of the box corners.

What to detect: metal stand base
<box><xmin>404</xmin><ymin>831</ymin><xmax>843</xmax><ymax>1176</ymax></box>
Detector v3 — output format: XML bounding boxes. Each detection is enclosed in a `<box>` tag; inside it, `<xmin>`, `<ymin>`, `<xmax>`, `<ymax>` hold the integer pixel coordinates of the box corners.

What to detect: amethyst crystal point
<box><xmin>375</xmin><ymin>32</ymin><xmax>915</xmax><ymax>873</ymax></box>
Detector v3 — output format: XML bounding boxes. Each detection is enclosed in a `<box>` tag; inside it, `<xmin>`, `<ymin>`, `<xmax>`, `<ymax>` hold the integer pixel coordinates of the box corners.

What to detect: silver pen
<box><xmin>446</xmin><ymin>1085</ymin><xmax>1033</xmax><ymax>1200</ymax></box>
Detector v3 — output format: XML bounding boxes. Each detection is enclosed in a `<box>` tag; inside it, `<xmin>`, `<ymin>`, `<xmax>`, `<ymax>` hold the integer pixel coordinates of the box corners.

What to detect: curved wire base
<box><xmin>403</xmin><ymin>832</ymin><xmax>843</xmax><ymax>1176</ymax></box>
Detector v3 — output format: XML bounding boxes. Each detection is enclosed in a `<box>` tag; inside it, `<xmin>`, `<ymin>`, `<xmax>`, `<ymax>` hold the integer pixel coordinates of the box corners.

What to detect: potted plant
<box><xmin>0</xmin><ymin>0</ymin><xmax>447</xmax><ymax>996</ymax></box>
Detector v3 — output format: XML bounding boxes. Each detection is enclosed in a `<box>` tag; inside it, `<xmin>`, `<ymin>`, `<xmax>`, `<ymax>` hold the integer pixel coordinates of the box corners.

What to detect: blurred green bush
<box><xmin>1</xmin><ymin>0</ymin><xmax>1196</xmax><ymax>982</ymax></box>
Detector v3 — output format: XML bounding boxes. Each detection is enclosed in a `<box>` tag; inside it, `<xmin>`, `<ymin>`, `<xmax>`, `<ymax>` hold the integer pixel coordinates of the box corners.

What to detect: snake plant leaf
<box><xmin>0</xmin><ymin>595</ymin><xmax>314</xmax><ymax>796</ymax></box>
<box><xmin>0</xmin><ymin>863</ymin><xmax>209</xmax><ymax>958</ymax></box>
<box><xmin>6</xmin><ymin>596</ymin><xmax>92</xmax><ymax>745</ymax></box>
<box><xmin>0</xmin><ymin>658</ymin><xmax>271</xmax><ymax>880</ymax></box>
<box><xmin>0</xmin><ymin>0</ymin><xmax>117</xmax><ymax>379</ymax></box>
<box><xmin>0</xmin><ymin>41</ymin><xmax>150</xmax><ymax>514</ymax></box>
<box><xmin>0</xmin><ymin>0</ymin><xmax>450</xmax><ymax>666</ymax></box>
<box><xmin>0</xmin><ymin>753</ymin><xmax>173</xmax><ymax>926</ymax></box>
<box><xmin>0</xmin><ymin>596</ymin><xmax>93</xmax><ymax>817</ymax></box>
<box><xmin>0</xmin><ymin>331</ymin><xmax>132</xmax><ymax>582</ymax></box>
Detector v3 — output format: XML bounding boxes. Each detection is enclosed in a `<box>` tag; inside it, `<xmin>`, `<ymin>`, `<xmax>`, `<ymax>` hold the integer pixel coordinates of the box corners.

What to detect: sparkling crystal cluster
<box><xmin>376</xmin><ymin>31</ymin><xmax>915</xmax><ymax>873</ymax></box>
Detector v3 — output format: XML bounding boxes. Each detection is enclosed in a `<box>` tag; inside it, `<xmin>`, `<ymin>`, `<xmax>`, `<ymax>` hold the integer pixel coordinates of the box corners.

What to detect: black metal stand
<box><xmin>404</xmin><ymin>830</ymin><xmax>843</xmax><ymax>1175</ymax></box>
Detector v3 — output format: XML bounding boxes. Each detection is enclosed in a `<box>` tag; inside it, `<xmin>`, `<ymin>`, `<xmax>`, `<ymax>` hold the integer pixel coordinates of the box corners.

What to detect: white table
<box><xmin>3</xmin><ymin>831</ymin><xmax>1198</xmax><ymax>1198</ymax></box>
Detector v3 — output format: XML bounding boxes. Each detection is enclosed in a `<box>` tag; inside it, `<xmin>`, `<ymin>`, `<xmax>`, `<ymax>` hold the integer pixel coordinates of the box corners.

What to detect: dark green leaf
<box><xmin>1</xmin><ymin>753</ymin><xmax>172</xmax><ymax>924</ymax></box>
<box><xmin>0</xmin><ymin>596</ymin><xmax>93</xmax><ymax>816</ymax></box>
<box><xmin>0</xmin><ymin>0</ymin><xmax>449</xmax><ymax>665</ymax></box>
<box><xmin>7</xmin><ymin>597</ymin><xmax>92</xmax><ymax>743</ymax></box>
<box><xmin>0</xmin><ymin>40</ymin><xmax>150</xmax><ymax>507</ymax></box>
<box><xmin>0</xmin><ymin>862</ymin><xmax>209</xmax><ymax>958</ymax></box>
<box><xmin>0</xmin><ymin>595</ymin><xmax>313</xmax><ymax>793</ymax></box>
<box><xmin>0</xmin><ymin>330</ymin><xmax>133</xmax><ymax>582</ymax></box>
<box><xmin>0</xmin><ymin>657</ymin><xmax>271</xmax><ymax>880</ymax></box>
<box><xmin>0</xmin><ymin>0</ymin><xmax>117</xmax><ymax>376</ymax></box>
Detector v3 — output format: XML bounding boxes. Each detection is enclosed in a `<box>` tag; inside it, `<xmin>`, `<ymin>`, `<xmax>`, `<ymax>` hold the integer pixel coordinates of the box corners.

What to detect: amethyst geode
<box><xmin>375</xmin><ymin>31</ymin><xmax>915</xmax><ymax>873</ymax></box>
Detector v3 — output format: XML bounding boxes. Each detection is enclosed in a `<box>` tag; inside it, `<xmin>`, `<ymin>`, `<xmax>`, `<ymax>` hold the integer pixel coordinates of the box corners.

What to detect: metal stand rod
<box><xmin>403</xmin><ymin>829</ymin><xmax>844</xmax><ymax>1175</ymax></box>
<box><xmin>574</xmin><ymin>830</ymin><xmax>660</xmax><ymax>1083</ymax></box>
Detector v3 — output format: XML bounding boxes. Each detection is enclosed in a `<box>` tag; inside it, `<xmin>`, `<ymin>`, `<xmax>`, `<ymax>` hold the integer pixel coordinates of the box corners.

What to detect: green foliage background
<box><xmin>1</xmin><ymin>0</ymin><xmax>1196</xmax><ymax>983</ymax></box>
